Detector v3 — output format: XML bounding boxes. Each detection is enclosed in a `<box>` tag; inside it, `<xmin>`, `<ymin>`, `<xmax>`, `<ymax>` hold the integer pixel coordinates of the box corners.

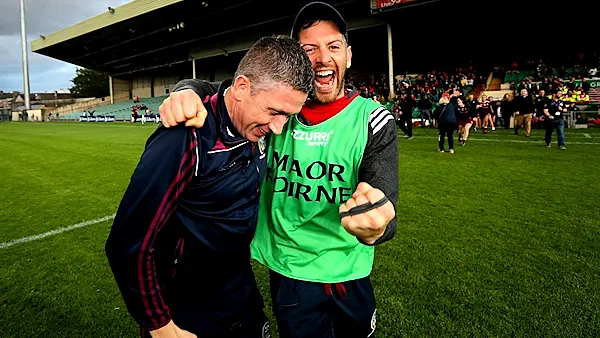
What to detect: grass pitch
<box><xmin>1</xmin><ymin>122</ymin><xmax>599</xmax><ymax>337</ymax></box>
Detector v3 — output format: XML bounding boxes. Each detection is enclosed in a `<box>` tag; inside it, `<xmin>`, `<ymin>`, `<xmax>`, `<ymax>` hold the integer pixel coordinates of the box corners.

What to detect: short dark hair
<box><xmin>298</xmin><ymin>19</ymin><xmax>348</xmax><ymax>44</ymax></box>
<box><xmin>234</xmin><ymin>35</ymin><xmax>314</xmax><ymax>96</ymax></box>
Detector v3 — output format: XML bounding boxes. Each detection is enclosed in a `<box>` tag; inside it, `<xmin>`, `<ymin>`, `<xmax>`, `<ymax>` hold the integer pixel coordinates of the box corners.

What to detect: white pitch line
<box><xmin>398</xmin><ymin>133</ymin><xmax>600</xmax><ymax>145</ymax></box>
<box><xmin>0</xmin><ymin>214</ymin><xmax>115</xmax><ymax>250</ymax></box>
<box><xmin>583</xmin><ymin>133</ymin><xmax>592</xmax><ymax>138</ymax></box>
<box><xmin>466</xmin><ymin>138</ymin><xmax>600</xmax><ymax>145</ymax></box>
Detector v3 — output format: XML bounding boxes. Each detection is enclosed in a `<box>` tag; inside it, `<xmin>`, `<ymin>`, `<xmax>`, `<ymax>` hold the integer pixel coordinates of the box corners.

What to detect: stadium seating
<box><xmin>61</xmin><ymin>96</ymin><xmax>167</xmax><ymax>121</ymax></box>
<box><xmin>503</xmin><ymin>70</ymin><xmax>535</xmax><ymax>83</ymax></box>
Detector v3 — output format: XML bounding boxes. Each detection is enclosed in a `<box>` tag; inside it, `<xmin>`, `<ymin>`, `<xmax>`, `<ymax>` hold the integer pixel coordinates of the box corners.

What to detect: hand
<box><xmin>174</xmin><ymin>324</ymin><xmax>197</xmax><ymax>338</ymax></box>
<box><xmin>159</xmin><ymin>89</ymin><xmax>207</xmax><ymax>128</ymax></box>
<box><xmin>549</xmin><ymin>115</ymin><xmax>554</xmax><ymax>120</ymax></box>
<box><xmin>339</xmin><ymin>182</ymin><xmax>396</xmax><ymax>245</ymax></box>
<box><xmin>150</xmin><ymin>320</ymin><xmax>197</xmax><ymax>338</ymax></box>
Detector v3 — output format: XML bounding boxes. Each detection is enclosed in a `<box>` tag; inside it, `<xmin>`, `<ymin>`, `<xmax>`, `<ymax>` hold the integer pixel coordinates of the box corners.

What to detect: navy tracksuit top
<box><xmin>105</xmin><ymin>80</ymin><xmax>267</xmax><ymax>330</ymax></box>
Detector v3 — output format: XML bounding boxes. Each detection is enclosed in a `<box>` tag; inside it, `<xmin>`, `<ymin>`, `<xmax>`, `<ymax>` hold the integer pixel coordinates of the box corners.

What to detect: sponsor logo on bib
<box><xmin>291</xmin><ymin>129</ymin><xmax>333</xmax><ymax>147</ymax></box>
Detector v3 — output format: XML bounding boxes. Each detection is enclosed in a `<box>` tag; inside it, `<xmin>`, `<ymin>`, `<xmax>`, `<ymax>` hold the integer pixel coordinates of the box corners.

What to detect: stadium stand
<box><xmin>20</xmin><ymin>0</ymin><xmax>594</xmax><ymax>128</ymax></box>
<box><xmin>59</xmin><ymin>96</ymin><xmax>167</xmax><ymax>121</ymax></box>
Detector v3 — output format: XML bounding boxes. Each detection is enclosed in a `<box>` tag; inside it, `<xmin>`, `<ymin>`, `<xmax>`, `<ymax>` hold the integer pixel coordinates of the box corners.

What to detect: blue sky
<box><xmin>0</xmin><ymin>0</ymin><xmax>130</xmax><ymax>93</ymax></box>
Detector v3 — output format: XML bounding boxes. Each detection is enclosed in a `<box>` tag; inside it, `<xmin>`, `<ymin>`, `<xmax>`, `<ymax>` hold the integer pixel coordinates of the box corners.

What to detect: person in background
<box><xmin>533</xmin><ymin>90</ymin><xmax>548</xmax><ymax>129</ymax></box>
<box><xmin>466</xmin><ymin>94</ymin><xmax>480</xmax><ymax>131</ymax></box>
<box><xmin>418</xmin><ymin>91</ymin><xmax>434</xmax><ymax>128</ymax></box>
<box><xmin>456</xmin><ymin>96</ymin><xmax>473</xmax><ymax>146</ymax></box>
<box><xmin>398</xmin><ymin>92</ymin><xmax>415</xmax><ymax>139</ymax></box>
<box><xmin>578</xmin><ymin>90</ymin><xmax>590</xmax><ymax>103</ymax></box>
<box><xmin>434</xmin><ymin>95</ymin><xmax>458</xmax><ymax>153</ymax></box>
<box><xmin>477</xmin><ymin>94</ymin><xmax>494</xmax><ymax>133</ymax></box>
<box><xmin>488</xmin><ymin>96</ymin><xmax>499</xmax><ymax>129</ymax></box>
<box><xmin>500</xmin><ymin>93</ymin><xmax>513</xmax><ymax>129</ymax></box>
<box><xmin>513</xmin><ymin>88</ymin><xmax>535</xmax><ymax>137</ymax></box>
<box><xmin>543</xmin><ymin>93</ymin><xmax>567</xmax><ymax>150</ymax></box>
<box><xmin>567</xmin><ymin>102</ymin><xmax>580</xmax><ymax>122</ymax></box>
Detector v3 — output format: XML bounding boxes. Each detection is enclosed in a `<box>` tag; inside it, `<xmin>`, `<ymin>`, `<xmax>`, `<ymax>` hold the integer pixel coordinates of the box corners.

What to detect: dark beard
<box><xmin>310</xmin><ymin>76</ymin><xmax>346</xmax><ymax>104</ymax></box>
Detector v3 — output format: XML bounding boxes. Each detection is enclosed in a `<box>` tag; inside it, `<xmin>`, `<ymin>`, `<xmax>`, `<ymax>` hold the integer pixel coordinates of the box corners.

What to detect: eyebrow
<box><xmin>301</xmin><ymin>39</ymin><xmax>344</xmax><ymax>48</ymax></box>
<box><xmin>270</xmin><ymin>108</ymin><xmax>291</xmax><ymax>116</ymax></box>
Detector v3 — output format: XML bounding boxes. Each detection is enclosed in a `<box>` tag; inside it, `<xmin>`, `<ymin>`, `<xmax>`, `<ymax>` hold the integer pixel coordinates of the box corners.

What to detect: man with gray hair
<box><xmin>105</xmin><ymin>35</ymin><xmax>314</xmax><ymax>338</ymax></box>
<box><xmin>513</xmin><ymin>88</ymin><xmax>535</xmax><ymax>137</ymax></box>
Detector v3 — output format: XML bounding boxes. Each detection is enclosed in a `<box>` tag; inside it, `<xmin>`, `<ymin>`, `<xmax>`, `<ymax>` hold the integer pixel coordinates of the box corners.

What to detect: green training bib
<box><xmin>251</xmin><ymin>96</ymin><xmax>384</xmax><ymax>283</ymax></box>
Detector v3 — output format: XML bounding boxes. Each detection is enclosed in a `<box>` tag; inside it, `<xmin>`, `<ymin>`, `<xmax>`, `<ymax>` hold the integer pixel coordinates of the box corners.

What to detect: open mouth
<box><xmin>257</xmin><ymin>126</ymin><xmax>268</xmax><ymax>137</ymax></box>
<box><xmin>315</xmin><ymin>70</ymin><xmax>335</xmax><ymax>91</ymax></box>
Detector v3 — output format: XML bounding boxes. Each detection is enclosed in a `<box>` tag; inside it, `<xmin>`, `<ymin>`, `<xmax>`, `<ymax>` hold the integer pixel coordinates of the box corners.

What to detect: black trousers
<box><xmin>438</xmin><ymin>124</ymin><xmax>456</xmax><ymax>150</ymax></box>
<box><xmin>141</xmin><ymin>256</ymin><xmax>269</xmax><ymax>338</ymax></box>
<box><xmin>397</xmin><ymin>116</ymin><xmax>412</xmax><ymax>137</ymax></box>
<box><xmin>270</xmin><ymin>270</ymin><xmax>377</xmax><ymax>338</ymax></box>
<box><xmin>503</xmin><ymin>114</ymin><xmax>511</xmax><ymax>129</ymax></box>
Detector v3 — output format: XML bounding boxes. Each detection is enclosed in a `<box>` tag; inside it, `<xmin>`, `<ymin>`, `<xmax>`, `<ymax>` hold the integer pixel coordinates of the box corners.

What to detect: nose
<box><xmin>314</xmin><ymin>46</ymin><xmax>332</xmax><ymax>65</ymax></box>
<box><xmin>268</xmin><ymin>115</ymin><xmax>289</xmax><ymax>135</ymax></box>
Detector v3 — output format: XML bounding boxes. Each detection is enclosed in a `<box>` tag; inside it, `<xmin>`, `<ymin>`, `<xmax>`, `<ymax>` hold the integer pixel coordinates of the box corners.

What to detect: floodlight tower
<box><xmin>20</xmin><ymin>0</ymin><xmax>31</xmax><ymax>110</ymax></box>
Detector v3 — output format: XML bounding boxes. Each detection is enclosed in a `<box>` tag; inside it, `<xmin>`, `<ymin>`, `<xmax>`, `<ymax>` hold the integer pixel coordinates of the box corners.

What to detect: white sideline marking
<box><xmin>398</xmin><ymin>133</ymin><xmax>600</xmax><ymax>145</ymax></box>
<box><xmin>583</xmin><ymin>133</ymin><xmax>592</xmax><ymax>138</ymax></box>
<box><xmin>466</xmin><ymin>138</ymin><xmax>600</xmax><ymax>145</ymax></box>
<box><xmin>0</xmin><ymin>214</ymin><xmax>115</xmax><ymax>250</ymax></box>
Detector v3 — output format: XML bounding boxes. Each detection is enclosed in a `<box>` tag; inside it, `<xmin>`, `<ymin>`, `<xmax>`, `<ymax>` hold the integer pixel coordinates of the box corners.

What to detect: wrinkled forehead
<box><xmin>259</xmin><ymin>85</ymin><xmax>306</xmax><ymax>112</ymax></box>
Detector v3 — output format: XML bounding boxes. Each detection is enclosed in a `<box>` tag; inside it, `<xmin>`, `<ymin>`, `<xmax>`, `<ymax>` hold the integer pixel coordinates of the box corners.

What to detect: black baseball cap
<box><xmin>290</xmin><ymin>2</ymin><xmax>348</xmax><ymax>42</ymax></box>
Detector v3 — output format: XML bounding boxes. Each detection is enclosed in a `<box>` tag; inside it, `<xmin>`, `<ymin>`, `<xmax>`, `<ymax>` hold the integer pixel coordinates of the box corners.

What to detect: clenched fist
<box><xmin>159</xmin><ymin>89</ymin><xmax>208</xmax><ymax>128</ymax></box>
<box><xmin>339</xmin><ymin>182</ymin><xmax>395</xmax><ymax>245</ymax></box>
<box><xmin>149</xmin><ymin>320</ymin><xmax>197</xmax><ymax>338</ymax></box>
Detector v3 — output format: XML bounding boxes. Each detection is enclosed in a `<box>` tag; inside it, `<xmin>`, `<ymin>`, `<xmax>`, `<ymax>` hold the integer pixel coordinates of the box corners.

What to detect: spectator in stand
<box><xmin>566</xmin><ymin>77</ymin><xmax>576</xmax><ymax>91</ymax></box>
<box><xmin>531</xmin><ymin>81</ymin><xmax>542</xmax><ymax>95</ymax></box>
<box><xmin>539</xmin><ymin>77</ymin><xmax>548</xmax><ymax>91</ymax></box>
<box><xmin>581</xmin><ymin>79</ymin><xmax>591</xmax><ymax>93</ymax></box>
<box><xmin>518</xmin><ymin>80</ymin><xmax>530</xmax><ymax>92</ymax></box>
<box><xmin>578</xmin><ymin>90</ymin><xmax>590</xmax><ymax>103</ymax></box>
<box><xmin>559</xmin><ymin>84</ymin><xmax>569</xmax><ymax>96</ymax></box>
<box><xmin>513</xmin><ymin>88</ymin><xmax>535</xmax><ymax>137</ymax></box>
<box><xmin>564</xmin><ymin>90</ymin><xmax>577</xmax><ymax>103</ymax></box>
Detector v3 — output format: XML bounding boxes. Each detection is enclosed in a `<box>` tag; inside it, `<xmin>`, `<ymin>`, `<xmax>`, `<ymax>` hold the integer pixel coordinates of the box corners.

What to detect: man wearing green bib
<box><xmin>159</xmin><ymin>3</ymin><xmax>398</xmax><ymax>337</ymax></box>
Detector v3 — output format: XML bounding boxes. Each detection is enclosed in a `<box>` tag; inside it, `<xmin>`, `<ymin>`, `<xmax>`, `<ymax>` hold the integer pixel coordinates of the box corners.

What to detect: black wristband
<box><xmin>339</xmin><ymin>196</ymin><xmax>389</xmax><ymax>218</ymax></box>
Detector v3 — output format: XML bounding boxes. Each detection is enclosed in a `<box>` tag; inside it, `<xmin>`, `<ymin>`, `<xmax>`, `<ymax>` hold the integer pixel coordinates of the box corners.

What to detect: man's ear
<box><xmin>346</xmin><ymin>45</ymin><xmax>352</xmax><ymax>69</ymax></box>
<box><xmin>232</xmin><ymin>75</ymin><xmax>250</xmax><ymax>101</ymax></box>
